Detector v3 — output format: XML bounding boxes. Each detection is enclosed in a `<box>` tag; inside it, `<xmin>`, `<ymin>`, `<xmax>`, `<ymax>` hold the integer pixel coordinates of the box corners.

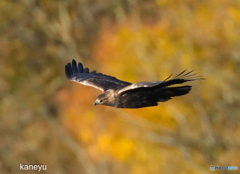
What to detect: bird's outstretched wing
<box><xmin>118</xmin><ymin>70</ymin><xmax>204</xmax><ymax>94</ymax></box>
<box><xmin>65</xmin><ymin>59</ymin><xmax>131</xmax><ymax>91</ymax></box>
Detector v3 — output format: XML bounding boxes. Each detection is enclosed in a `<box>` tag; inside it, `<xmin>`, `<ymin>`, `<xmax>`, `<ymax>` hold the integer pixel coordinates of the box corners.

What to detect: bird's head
<box><xmin>94</xmin><ymin>90</ymin><xmax>115</xmax><ymax>106</ymax></box>
<box><xmin>94</xmin><ymin>98</ymin><xmax>107</xmax><ymax>106</ymax></box>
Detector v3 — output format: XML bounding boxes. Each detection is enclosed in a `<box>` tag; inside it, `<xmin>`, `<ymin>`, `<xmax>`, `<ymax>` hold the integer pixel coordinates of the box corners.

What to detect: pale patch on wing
<box><xmin>118</xmin><ymin>81</ymin><xmax>161</xmax><ymax>94</ymax></box>
<box><xmin>72</xmin><ymin>78</ymin><xmax>104</xmax><ymax>91</ymax></box>
<box><xmin>80</xmin><ymin>80</ymin><xmax>104</xmax><ymax>91</ymax></box>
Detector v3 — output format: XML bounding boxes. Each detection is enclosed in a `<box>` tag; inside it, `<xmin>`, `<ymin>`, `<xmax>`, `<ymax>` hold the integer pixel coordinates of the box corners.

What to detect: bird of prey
<box><xmin>65</xmin><ymin>59</ymin><xmax>204</xmax><ymax>108</ymax></box>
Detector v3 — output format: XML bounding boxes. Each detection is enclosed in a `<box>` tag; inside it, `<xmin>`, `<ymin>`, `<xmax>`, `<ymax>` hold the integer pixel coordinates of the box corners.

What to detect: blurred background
<box><xmin>0</xmin><ymin>0</ymin><xmax>240</xmax><ymax>173</ymax></box>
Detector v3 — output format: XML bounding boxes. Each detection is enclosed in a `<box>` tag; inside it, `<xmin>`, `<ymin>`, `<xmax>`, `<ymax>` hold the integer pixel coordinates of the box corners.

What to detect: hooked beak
<box><xmin>94</xmin><ymin>99</ymin><xmax>100</xmax><ymax>106</ymax></box>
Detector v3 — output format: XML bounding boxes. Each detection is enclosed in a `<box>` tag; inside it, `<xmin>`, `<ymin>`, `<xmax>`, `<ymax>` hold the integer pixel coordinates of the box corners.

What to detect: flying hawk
<box><xmin>65</xmin><ymin>59</ymin><xmax>204</xmax><ymax>108</ymax></box>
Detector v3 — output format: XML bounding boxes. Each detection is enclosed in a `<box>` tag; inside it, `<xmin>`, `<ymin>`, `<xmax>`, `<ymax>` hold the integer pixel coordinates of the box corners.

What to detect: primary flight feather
<box><xmin>65</xmin><ymin>59</ymin><xmax>204</xmax><ymax>108</ymax></box>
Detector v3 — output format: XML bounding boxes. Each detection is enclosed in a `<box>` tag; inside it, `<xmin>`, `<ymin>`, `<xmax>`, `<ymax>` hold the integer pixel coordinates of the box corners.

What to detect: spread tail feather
<box><xmin>158</xmin><ymin>86</ymin><xmax>192</xmax><ymax>102</ymax></box>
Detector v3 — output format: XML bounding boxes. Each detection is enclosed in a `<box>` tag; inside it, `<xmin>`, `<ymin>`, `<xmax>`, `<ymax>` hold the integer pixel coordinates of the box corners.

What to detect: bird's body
<box><xmin>65</xmin><ymin>59</ymin><xmax>203</xmax><ymax>108</ymax></box>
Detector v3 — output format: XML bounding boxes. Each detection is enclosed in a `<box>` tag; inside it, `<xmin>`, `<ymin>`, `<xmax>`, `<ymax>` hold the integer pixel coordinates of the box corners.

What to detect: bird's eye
<box><xmin>100</xmin><ymin>99</ymin><xmax>106</xmax><ymax>103</ymax></box>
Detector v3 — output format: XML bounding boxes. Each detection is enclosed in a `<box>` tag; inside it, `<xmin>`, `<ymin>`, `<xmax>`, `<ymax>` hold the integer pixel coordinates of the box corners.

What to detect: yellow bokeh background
<box><xmin>0</xmin><ymin>0</ymin><xmax>239</xmax><ymax>174</ymax></box>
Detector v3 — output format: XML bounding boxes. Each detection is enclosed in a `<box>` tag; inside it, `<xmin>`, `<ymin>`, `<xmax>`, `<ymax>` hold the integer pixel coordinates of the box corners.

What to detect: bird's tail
<box><xmin>164</xmin><ymin>86</ymin><xmax>192</xmax><ymax>96</ymax></box>
<box><xmin>158</xmin><ymin>86</ymin><xmax>192</xmax><ymax>102</ymax></box>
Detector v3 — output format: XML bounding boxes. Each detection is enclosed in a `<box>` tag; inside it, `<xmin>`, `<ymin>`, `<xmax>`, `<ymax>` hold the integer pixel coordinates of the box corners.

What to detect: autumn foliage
<box><xmin>0</xmin><ymin>0</ymin><xmax>240</xmax><ymax>174</ymax></box>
